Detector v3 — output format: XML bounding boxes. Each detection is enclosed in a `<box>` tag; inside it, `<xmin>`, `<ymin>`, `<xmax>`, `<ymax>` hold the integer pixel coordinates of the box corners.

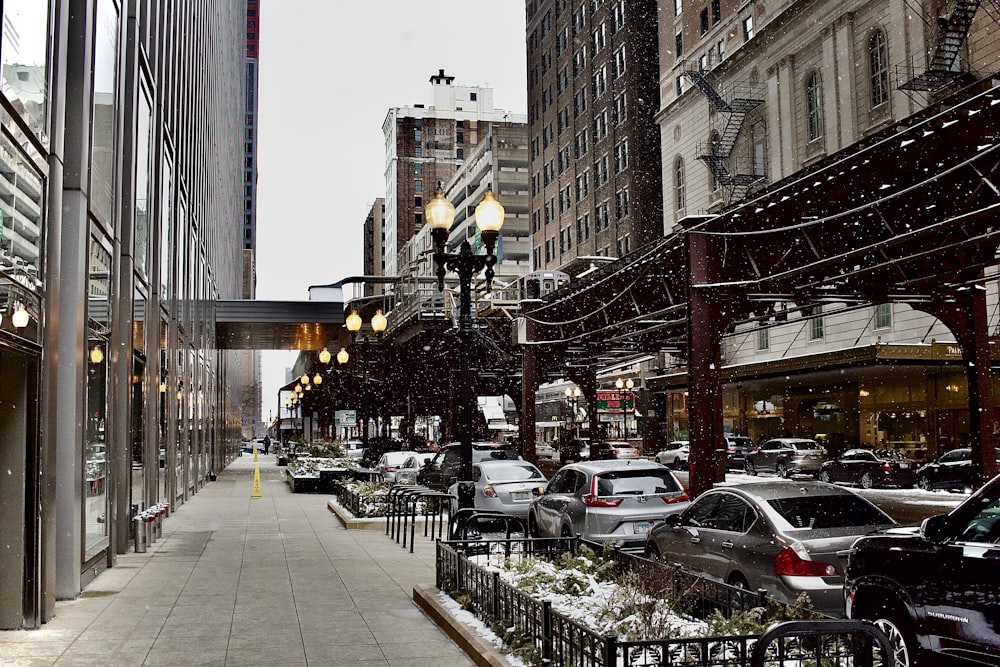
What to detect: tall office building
<box><xmin>0</xmin><ymin>2</ymin><xmax>247</xmax><ymax>628</ymax></box>
<box><xmin>241</xmin><ymin>0</ymin><xmax>262</xmax><ymax>436</ymax></box>
<box><xmin>525</xmin><ymin>0</ymin><xmax>662</xmax><ymax>272</ymax></box>
<box><xmin>381</xmin><ymin>70</ymin><xmax>527</xmax><ymax>279</ymax></box>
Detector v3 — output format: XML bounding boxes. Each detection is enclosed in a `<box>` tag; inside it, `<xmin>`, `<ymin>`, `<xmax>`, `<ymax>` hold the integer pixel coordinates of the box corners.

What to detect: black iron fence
<box><xmin>435</xmin><ymin>537</ymin><xmax>892</xmax><ymax>667</ymax></box>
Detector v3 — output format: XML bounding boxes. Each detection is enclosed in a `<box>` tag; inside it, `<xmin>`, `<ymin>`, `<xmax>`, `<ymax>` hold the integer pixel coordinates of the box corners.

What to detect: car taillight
<box><xmin>661</xmin><ymin>490</ymin><xmax>690</xmax><ymax>504</ymax></box>
<box><xmin>583</xmin><ymin>494</ymin><xmax>624</xmax><ymax>507</ymax></box>
<box><xmin>584</xmin><ymin>476</ymin><xmax>624</xmax><ymax>507</ymax></box>
<box><xmin>384</xmin><ymin>466</ymin><xmax>397</xmax><ymax>472</ymax></box>
<box><xmin>726</xmin><ymin>446</ymin><xmax>736</xmax><ymax>453</ymax></box>
<box><xmin>774</xmin><ymin>546</ymin><xmax>838</xmax><ymax>577</ymax></box>
<box><xmin>881</xmin><ymin>462</ymin><xmax>892</xmax><ymax>472</ymax></box>
<box><xmin>482</xmin><ymin>485</ymin><xmax>497</xmax><ymax>498</ymax></box>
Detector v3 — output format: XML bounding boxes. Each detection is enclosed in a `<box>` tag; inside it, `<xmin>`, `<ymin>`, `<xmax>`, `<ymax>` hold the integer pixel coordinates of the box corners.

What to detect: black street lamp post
<box><xmin>615</xmin><ymin>377</ymin><xmax>634</xmax><ymax>439</ymax></box>
<box><xmin>425</xmin><ymin>186</ymin><xmax>505</xmax><ymax>510</ymax></box>
<box><xmin>564</xmin><ymin>386</ymin><xmax>581</xmax><ymax>439</ymax></box>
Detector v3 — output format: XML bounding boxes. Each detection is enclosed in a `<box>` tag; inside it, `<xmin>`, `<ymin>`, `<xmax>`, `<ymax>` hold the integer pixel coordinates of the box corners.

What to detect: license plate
<box><xmin>898</xmin><ymin>463</ymin><xmax>909</xmax><ymax>469</ymax></box>
<box><xmin>511</xmin><ymin>491</ymin><xmax>530</xmax><ymax>501</ymax></box>
<box><xmin>633</xmin><ymin>521</ymin><xmax>653</xmax><ymax>535</ymax></box>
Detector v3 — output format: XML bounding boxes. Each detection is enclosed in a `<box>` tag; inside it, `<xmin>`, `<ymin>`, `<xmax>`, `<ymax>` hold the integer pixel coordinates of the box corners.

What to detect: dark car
<box><xmin>416</xmin><ymin>441</ymin><xmax>521</xmax><ymax>491</ymax></box>
<box><xmin>916</xmin><ymin>446</ymin><xmax>1000</xmax><ymax>492</ymax></box>
<box><xmin>818</xmin><ymin>448</ymin><xmax>917</xmax><ymax>489</ymax></box>
<box><xmin>645</xmin><ymin>481</ymin><xmax>896</xmax><ymax>617</ymax></box>
<box><xmin>845</xmin><ymin>472</ymin><xmax>1000</xmax><ymax>666</ymax></box>
<box><xmin>724</xmin><ymin>436</ymin><xmax>753</xmax><ymax>469</ymax></box>
<box><xmin>559</xmin><ymin>437</ymin><xmax>591</xmax><ymax>463</ymax></box>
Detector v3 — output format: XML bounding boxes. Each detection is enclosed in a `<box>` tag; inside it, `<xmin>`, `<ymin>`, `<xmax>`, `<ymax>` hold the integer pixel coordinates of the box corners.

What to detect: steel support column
<box><xmin>925</xmin><ymin>288</ymin><xmax>999</xmax><ymax>487</ymax></box>
<box><xmin>521</xmin><ymin>339</ymin><xmax>539</xmax><ymax>463</ymax></box>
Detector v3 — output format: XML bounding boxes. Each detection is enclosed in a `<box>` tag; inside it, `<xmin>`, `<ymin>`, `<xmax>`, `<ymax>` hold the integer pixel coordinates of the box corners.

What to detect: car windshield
<box><xmin>767</xmin><ymin>494</ymin><xmax>893</xmax><ymax>530</ymax></box>
<box><xmin>481</xmin><ymin>462</ymin><xmax>544</xmax><ymax>481</ymax></box>
<box><xmin>595</xmin><ymin>470</ymin><xmax>682</xmax><ymax>496</ymax></box>
<box><xmin>472</xmin><ymin>446</ymin><xmax>520</xmax><ymax>462</ymax></box>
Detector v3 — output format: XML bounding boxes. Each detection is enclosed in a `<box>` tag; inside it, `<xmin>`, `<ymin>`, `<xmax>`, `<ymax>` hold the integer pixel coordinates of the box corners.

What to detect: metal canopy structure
<box><xmin>522</xmin><ymin>77</ymin><xmax>1000</xmax><ymax>495</ymax></box>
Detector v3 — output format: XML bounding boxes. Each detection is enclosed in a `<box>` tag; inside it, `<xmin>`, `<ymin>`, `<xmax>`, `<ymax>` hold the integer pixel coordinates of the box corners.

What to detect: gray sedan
<box><xmin>644</xmin><ymin>481</ymin><xmax>897</xmax><ymax>617</ymax></box>
<box><xmin>528</xmin><ymin>460</ymin><xmax>690</xmax><ymax>552</ymax></box>
<box><xmin>448</xmin><ymin>460</ymin><xmax>547</xmax><ymax>518</ymax></box>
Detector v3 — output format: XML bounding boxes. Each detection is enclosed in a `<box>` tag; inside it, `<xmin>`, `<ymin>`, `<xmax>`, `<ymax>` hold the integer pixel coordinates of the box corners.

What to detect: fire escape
<box><xmin>900</xmin><ymin>0</ymin><xmax>980</xmax><ymax>92</ymax></box>
<box><xmin>684</xmin><ymin>69</ymin><xmax>764</xmax><ymax>204</ymax></box>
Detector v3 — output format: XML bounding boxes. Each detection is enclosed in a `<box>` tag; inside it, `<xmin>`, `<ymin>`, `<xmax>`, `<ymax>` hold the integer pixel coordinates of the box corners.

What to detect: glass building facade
<box><xmin>0</xmin><ymin>1</ymin><xmax>247</xmax><ymax>629</ymax></box>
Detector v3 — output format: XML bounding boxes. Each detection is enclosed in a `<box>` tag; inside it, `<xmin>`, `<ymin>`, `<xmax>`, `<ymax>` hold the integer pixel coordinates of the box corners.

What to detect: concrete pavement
<box><xmin>0</xmin><ymin>454</ymin><xmax>476</xmax><ymax>666</ymax></box>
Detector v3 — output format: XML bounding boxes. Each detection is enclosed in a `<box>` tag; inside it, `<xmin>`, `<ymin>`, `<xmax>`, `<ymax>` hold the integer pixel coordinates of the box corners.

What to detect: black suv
<box><xmin>845</xmin><ymin>472</ymin><xmax>1000</xmax><ymax>666</ymax></box>
<box><xmin>416</xmin><ymin>441</ymin><xmax>521</xmax><ymax>491</ymax></box>
<box><xmin>558</xmin><ymin>437</ymin><xmax>590</xmax><ymax>464</ymax></box>
<box><xmin>916</xmin><ymin>446</ymin><xmax>1000</xmax><ymax>492</ymax></box>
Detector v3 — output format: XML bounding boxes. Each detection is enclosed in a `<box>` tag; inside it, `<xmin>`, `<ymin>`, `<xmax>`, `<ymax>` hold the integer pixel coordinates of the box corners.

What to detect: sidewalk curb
<box><xmin>413</xmin><ymin>584</ymin><xmax>512</xmax><ymax>667</ymax></box>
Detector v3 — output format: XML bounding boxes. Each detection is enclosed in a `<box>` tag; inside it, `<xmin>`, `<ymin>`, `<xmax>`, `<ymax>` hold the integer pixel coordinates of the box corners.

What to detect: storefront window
<box><xmin>159</xmin><ymin>154</ymin><xmax>173</xmax><ymax>301</ymax></box>
<box><xmin>0</xmin><ymin>131</ymin><xmax>45</xmax><ymax>285</ymax></box>
<box><xmin>0</xmin><ymin>0</ymin><xmax>49</xmax><ymax>148</ymax></box>
<box><xmin>90</xmin><ymin>0</ymin><xmax>119</xmax><ymax>226</ymax></box>
<box><xmin>85</xmin><ymin>239</ymin><xmax>112</xmax><ymax>557</ymax></box>
<box><xmin>134</xmin><ymin>87</ymin><xmax>152</xmax><ymax>277</ymax></box>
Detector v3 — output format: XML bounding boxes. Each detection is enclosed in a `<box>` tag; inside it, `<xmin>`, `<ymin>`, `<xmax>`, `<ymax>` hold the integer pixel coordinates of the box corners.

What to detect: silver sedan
<box><xmin>448</xmin><ymin>459</ymin><xmax>547</xmax><ymax>518</ymax></box>
<box><xmin>644</xmin><ymin>481</ymin><xmax>897</xmax><ymax>617</ymax></box>
<box><xmin>528</xmin><ymin>460</ymin><xmax>690</xmax><ymax>552</ymax></box>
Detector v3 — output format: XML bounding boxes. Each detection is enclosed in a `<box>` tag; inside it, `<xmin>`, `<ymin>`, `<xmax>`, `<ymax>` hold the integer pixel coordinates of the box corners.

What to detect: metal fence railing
<box><xmin>435</xmin><ymin>537</ymin><xmax>893</xmax><ymax>667</ymax></box>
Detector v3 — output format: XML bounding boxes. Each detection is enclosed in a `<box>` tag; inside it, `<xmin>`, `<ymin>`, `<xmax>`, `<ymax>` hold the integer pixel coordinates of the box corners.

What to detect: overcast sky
<box><xmin>254</xmin><ymin>2</ymin><xmax>528</xmax><ymax>420</ymax></box>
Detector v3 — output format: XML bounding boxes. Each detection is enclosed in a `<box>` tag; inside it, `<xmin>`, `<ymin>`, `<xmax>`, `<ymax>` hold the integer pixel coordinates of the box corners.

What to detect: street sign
<box><xmin>335</xmin><ymin>409</ymin><xmax>357</xmax><ymax>427</ymax></box>
<box><xmin>596</xmin><ymin>390</ymin><xmax>634</xmax><ymax>413</ymax></box>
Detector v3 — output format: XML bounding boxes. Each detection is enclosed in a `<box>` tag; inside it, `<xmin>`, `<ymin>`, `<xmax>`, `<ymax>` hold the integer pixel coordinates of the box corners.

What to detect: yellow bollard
<box><xmin>251</xmin><ymin>464</ymin><xmax>262</xmax><ymax>498</ymax></box>
<box><xmin>253</xmin><ymin>444</ymin><xmax>258</xmax><ymax>462</ymax></box>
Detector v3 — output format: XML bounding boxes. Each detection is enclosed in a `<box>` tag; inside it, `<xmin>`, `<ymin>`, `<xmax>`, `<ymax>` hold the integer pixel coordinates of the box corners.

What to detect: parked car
<box><xmin>818</xmin><ymin>448</ymin><xmax>917</xmax><ymax>489</ymax></box>
<box><xmin>374</xmin><ymin>450</ymin><xmax>413</xmax><ymax>483</ymax></box>
<box><xmin>559</xmin><ymin>437</ymin><xmax>591</xmax><ymax>463</ymax></box>
<box><xmin>744</xmin><ymin>438</ymin><xmax>828</xmax><ymax>477</ymax></box>
<box><xmin>645</xmin><ymin>481</ymin><xmax>896</xmax><ymax>617</ymax></box>
<box><xmin>528</xmin><ymin>460</ymin><xmax>690</xmax><ymax>552</ymax></box>
<box><xmin>593</xmin><ymin>441</ymin><xmax>643</xmax><ymax>460</ymax></box>
<box><xmin>846</xmin><ymin>473</ymin><xmax>1000</xmax><ymax>665</ymax></box>
<box><xmin>654</xmin><ymin>441</ymin><xmax>690</xmax><ymax>469</ymax></box>
<box><xmin>724</xmin><ymin>435</ymin><xmax>754</xmax><ymax>469</ymax></box>
<box><xmin>344</xmin><ymin>439</ymin><xmax>365</xmax><ymax>461</ymax></box>
<box><xmin>535</xmin><ymin>441</ymin><xmax>557</xmax><ymax>460</ymax></box>
<box><xmin>447</xmin><ymin>460</ymin><xmax>547</xmax><ymax>518</ymax></box>
<box><xmin>915</xmin><ymin>446</ymin><xmax>1000</xmax><ymax>492</ymax></box>
<box><xmin>395</xmin><ymin>453</ymin><xmax>435</xmax><ymax>485</ymax></box>
<box><xmin>417</xmin><ymin>441</ymin><xmax>522</xmax><ymax>491</ymax></box>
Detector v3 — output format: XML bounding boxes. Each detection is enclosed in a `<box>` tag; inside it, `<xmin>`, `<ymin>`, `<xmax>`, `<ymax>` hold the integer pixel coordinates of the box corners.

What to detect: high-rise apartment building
<box><xmin>525</xmin><ymin>0</ymin><xmax>662</xmax><ymax>272</ymax></box>
<box><xmin>381</xmin><ymin>70</ymin><xmax>527</xmax><ymax>278</ymax></box>
<box><xmin>405</xmin><ymin>124</ymin><xmax>531</xmax><ymax>285</ymax></box>
<box><xmin>363</xmin><ymin>198</ymin><xmax>386</xmax><ymax>296</ymax></box>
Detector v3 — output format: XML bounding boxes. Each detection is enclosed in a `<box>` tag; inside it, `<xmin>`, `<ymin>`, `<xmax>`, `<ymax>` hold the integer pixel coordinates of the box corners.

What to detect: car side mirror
<box><xmin>664</xmin><ymin>514</ymin><xmax>682</xmax><ymax>527</ymax></box>
<box><xmin>921</xmin><ymin>514</ymin><xmax>951</xmax><ymax>544</ymax></box>
<box><xmin>532</xmin><ymin>486</ymin><xmax>545</xmax><ymax>496</ymax></box>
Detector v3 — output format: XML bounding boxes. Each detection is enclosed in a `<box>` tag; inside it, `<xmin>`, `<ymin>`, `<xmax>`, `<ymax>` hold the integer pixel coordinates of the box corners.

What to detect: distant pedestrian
<box><xmin>262</xmin><ymin>435</ymin><xmax>270</xmax><ymax>455</ymax></box>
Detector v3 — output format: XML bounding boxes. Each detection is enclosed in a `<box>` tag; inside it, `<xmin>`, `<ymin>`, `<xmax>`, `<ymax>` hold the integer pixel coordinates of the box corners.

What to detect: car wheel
<box><xmin>818</xmin><ymin>469</ymin><xmax>832</xmax><ymax>483</ymax></box>
<box><xmin>645</xmin><ymin>543</ymin><xmax>662</xmax><ymax>561</ymax></box>
<box><xmin>858</xmin><ymin>600</ymin><xmax>918</xmax><ymax>667</ymax></box>
<box><xmin>673</xmin><ymin>457</ymin><xmax>682</xmax><ymax>470</ymax></box>
<box><xmin>561</xmin><ymin>524</ymin><xmax>574</xmax><ymax>539</ymax></box>
<box><xmin>745</xmin><ymin>460</ymin><xmax>757</xmax><ymax>476</ymax></box>
<box><xmin>527</xmin><ymin>513</ymin><xmax>539</xmax><ymax>538</ymax></box>
<box><xmin>860</xmin><ymin>472</ymin><xmax>875</xmax><ymax>489</ymax></box>
<box><xmin>776</xmin><ymin>461</ymin><xmax>789</xmax><ymax>478</ymax></box>
<box><xmin>917</xmin><ymin>475</ymin><xmax>932</xmax><ymax>491</ymax></box>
